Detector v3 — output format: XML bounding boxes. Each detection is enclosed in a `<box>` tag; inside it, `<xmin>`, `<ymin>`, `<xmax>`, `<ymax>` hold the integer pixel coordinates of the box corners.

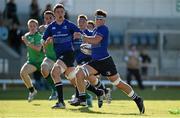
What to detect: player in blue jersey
<box><xmin>43</xmin><ymin>4</ymin><xmax>104</xmax><ymax>109</ymax></box>
<box><xmin>43</xmin><ymin>4</ymin><xmax>80</xmax><ymax>109</ymax></box>
<box><xmin>70</xmin><ymin>14</ymin><xmax>112</xmax><ymax>108</ymax></box>
<box><xmin>73</xmin><ymin>10</ymin><xmax>145</xmax><ymax>114</ymax></box>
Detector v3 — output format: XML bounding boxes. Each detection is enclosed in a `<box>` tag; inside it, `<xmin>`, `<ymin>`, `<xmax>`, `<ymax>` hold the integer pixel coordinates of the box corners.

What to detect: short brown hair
<box><xmin>44</xmin><ymin>10</ymin><xmax>54</xmax><ymax>17</ymax></box>
<box><xmin>95</xmin><ymin>9</ymin><xmax>107</xmax><ymax>18</ymax></box>
<box><xmin>53</xmin><ymin>4</ymin><xmax>64</xmax><ymax>12</ymax></box>
<box><xmin>78</xmin><ymin>14</ymin><xmax>88</xmax><ymax>21</ymax></box>
<box><xmin>27</xmin><ymin>19</ymin><xmax>38</xmax><ymax>26</ymax></box>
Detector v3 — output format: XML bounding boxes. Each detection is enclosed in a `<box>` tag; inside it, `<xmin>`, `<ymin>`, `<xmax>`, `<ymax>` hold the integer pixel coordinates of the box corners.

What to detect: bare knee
<box><xmin>87</xmin><ymin>76</ymin><xmax>97</xmax><ymax>85</ymax></box>
<box><xmin>41</xmin><ymin>65</ymin><xmax>49</xmax><ymax>78</ymax></box>
<box><xmin>76</xmin><ymin>70</ymin><xmax>85</xmax><ymax>80</ymax></box>
<box><xmin>51</xmin><ymin>66</ymin><xmax>61</xmax><ymax>81</ymax></box>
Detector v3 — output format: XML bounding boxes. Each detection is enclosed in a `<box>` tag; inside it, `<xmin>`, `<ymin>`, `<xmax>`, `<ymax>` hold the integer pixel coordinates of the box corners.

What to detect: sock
<box><xmin>28</xmin><ymin>87</ymin><xmax>34</xmax><ymax>93</ymax></box>
<box><xmin>55</xmin><ymin>82</ymin><xmax>64</xmax><ymax>103</ymax></box>
<box><xmin>95</xmin><ymin>80</ymin><xmax>108</xmax><ymax>94</ymax></box>
<box><xmin>75</xmin><ymin>87</ymin><xmax>79</xmax><ymax>98</ymax></box>
<box><xmin>86</xmin><ymin>92</ymin><xmax>91</xmax><ymax>99</ymax></box>
<box><xmin>46</xmin><ymin>75</ymin><xmax>56</xmax><ymax>93</ymax></box>
<box><xmin>86</xmin><ymin>81</ymin><xmax>103</xmax><ymax>96</ymax></box>
<box><xmin>128</xmin><ymin>90</ymin><xmax>139</xmax><ymax>101</ymax></box>
<box><xmin>79</xmin><ymin>93</ymin><xmax>86</xmax><ymax>102</ymax></box>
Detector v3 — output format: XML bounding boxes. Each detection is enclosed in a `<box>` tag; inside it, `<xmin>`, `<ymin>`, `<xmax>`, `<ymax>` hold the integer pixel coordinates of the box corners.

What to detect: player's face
<box><xmin>95</xmin><ymin>18</ymin><xmax>104</xmax><ymax>27</ymax></box>
<box><xmin>78</xmin><ymin>19</ymin><xmax>87</xmax><ymax>29</ymax></box>
<box><xmin>28</xmin><ymin>22</ymin><xmax>38</xmax><ymax>33</ymax></box>
<box><xmin>87</xmin><ymin>23</ymin><xmax>94</xmax><ymax>30</ymax></box>
<box><xmin>44</xmin><ymin>14</ymin><xmax>54</xmax><ymax>25</ymax></box>
<box><xmin>54</xmin><ymin>8</ymin><xmax>65</xmax><ymax>20</ymax></box>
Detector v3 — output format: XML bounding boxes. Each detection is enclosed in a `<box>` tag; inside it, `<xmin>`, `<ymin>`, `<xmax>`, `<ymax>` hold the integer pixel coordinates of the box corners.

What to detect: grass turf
<box><xmin>0</xmin><ymin>86</ymin><xmax>180</xmax><ymax>118</ymax></box>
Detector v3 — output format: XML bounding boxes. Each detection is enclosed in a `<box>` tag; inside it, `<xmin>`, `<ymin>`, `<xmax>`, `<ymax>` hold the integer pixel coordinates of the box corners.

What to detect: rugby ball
<box><xmin>80</xmin><ymin>43</ymin><xmax>92</xmax><ymax>55</ymax></box>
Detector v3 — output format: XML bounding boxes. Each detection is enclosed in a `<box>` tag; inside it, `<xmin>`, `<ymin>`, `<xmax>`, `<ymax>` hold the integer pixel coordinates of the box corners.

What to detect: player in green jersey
<box><xmin>39</xmin><ymin>11</ymin><xmax>58</xmax><ymax>100</ymax></box>
<box><xmin>20</xmin><ymin>19</ymin><xmax>44</xmax><ymax>102</ymax></box>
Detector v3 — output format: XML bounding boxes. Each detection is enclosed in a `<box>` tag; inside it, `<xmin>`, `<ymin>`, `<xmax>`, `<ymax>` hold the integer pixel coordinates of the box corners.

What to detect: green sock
<box><xmin>46</xmin><ymin>75</ymin><xmax>56</xmax><ymax>93</ymax></box>
<box><xmin>86</xmin><ymin>92</ymin><xmax>91</xmax><ymax>99</ymax></box>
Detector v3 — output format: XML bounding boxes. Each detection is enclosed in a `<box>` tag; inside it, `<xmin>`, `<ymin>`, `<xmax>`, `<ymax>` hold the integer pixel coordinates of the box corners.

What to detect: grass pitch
<box><xmin>0</xmin><ymin>86</ymin><xmax>180</xmax><ymax>118</ymax></box>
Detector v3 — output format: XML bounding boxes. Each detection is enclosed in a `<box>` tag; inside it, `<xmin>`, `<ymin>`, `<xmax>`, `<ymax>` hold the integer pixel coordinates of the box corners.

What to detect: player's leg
<box><xmin>109</xmin><ymin>73</ymin><xmax>145</xmax><ymax>114</ymax></box>
<box><xmin>51</xmin><ymin>59</ymin><xmax>67</xmax><ymax>109</ymax></box>
<box><xmin>84</xmin><ymin>80</ymin><xmax>104</xmax><ymax>108</ymax></box>
<box><xmin>41</xmin><ymin>57</ymin><xmax>57</xmax><ymax>100</ymax></box>
<box><xmin>86</xmin><ymin>92</ymin><xmax>93</xmax><ymax>107</ymax></box>
<box><xmin>87</xmin><ymin>75</ymin><xmax>112</xmax><ymax>104</ymax></box>
<box><xmin>102</xmin><ymin>56</ymin><xmax>145</xmax><ymax>114</ymax></box>
<box><xmin>65</xmin><ymin>66</ymin><xmax>99</xmax><ymax>107</ymax></box>
<box><xmin>20</xmin><ymin>62</ymin><xmax>37</xmax><ymax>102</ymax></box>
<box><xmin>74</xmin><ymin>64</ymin><xmax>100</xmax><ymax>106</ymax></box>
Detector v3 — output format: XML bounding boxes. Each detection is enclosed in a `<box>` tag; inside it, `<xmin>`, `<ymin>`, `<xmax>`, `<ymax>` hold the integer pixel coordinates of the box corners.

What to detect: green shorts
<box><xmin>27</xmin><ymin>61</ymin><xmax>42</xmax><ymax>71</ymax></box>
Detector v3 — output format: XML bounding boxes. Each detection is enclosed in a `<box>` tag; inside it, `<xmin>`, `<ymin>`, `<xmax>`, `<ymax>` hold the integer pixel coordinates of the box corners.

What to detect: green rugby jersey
<box><xmin>40</xmin><ymin>25</ymin><xmax>56</xmax><ymax>61</ymax></box>
<box><xmin>25</xmin><ymin>32</ymin><xmax>44</xmax><ymax>63</ymax></box>
<box><xmin>44</xmin><ymin>42</ymin><xmax>56</xmax><ymax>61</ymax></box>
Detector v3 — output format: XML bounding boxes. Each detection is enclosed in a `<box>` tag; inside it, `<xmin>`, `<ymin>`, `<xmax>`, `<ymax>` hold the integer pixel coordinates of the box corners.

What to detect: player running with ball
<box><xmin>73</xmin><ymin>9</ymin><xmax>145</xmax><ymax>114</ymax></box>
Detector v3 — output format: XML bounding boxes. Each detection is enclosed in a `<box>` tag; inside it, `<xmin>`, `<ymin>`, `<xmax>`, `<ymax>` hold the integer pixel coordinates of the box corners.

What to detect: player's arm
<box><xmin>22</xmin><ymin>35</ymin><xmax>42</xmax><ymax>51</ymax></box>
<box><xmin>43</xmin><ymin>24</ymin><xmax>52</xmax><ymax>45</ymax></box>
<box><xmin>83</xmin><ymin>35</ymin><xmax>102</xmax><ymax>44</ymax></box>
<box><xmin>73</xmin><ymin>32</ymin><xmax>102</xmax><ymax>44</ymax></box>
<box><xmin>28</xmin><ymin>44</ymin><xmax>42</xmax><ymax>52</ymax></box>
<box><xmin>42</xmin><ymin>37</ymin><xmax>53</xmax><ymax>47</ymax></box>
<box><xmin>22</xmin><ymin>35</ymin><xmax>29</xmax><ymax>46</ymax></box>
<box><xmin>71</xmin><ymin>19</ymin><xmax>102</xmax><ymax>44</ymax></box>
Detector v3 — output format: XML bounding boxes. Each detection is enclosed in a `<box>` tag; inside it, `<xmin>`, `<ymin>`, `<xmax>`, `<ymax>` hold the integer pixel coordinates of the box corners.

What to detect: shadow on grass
<box><xmin>121</xmin><ymin>113</ymin><xmax>149</xmax><ymax>116</ymax></box>
<box><xmin>68</xmin><ymin>107</ymin><xmax>120</xmax><ymax>115</ymax></box>
<box><xmin>32</xmin><ymin>103</ymin><xmax>41</xmax><ymax>106</ymax></box>
<box><xmin>68</xmin><ymin>107</ymin><xmax>149</xmax><ymax>116</ymax></box>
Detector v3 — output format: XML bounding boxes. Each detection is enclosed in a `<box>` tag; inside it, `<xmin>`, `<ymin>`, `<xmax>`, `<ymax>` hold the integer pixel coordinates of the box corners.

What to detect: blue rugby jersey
<box><xmin>91</xmin><ymin>25</ymin><xmax>109</xmax><ymax>60</ymax></box>
<box><xmin>43</xmin><ymin>19</ymin><xmax>80</xmax><ymax>54</ymax></box>
<box><xmin>73</xmin><ymin>29</ymin><xmax>92</xmax><ymax>64</ymax></box>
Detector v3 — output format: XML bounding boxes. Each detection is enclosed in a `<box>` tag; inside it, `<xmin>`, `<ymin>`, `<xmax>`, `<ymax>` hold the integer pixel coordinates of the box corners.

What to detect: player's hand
<box><xmin>73</xmin><ymin>32</ymin><xmax>81</xmax><ymax>39</ymax></box>
<box><xmin>44</xmin><ymin>37</ymin><xmax>53</xmax><ymax>46</ymax></box>
<box><xmin>22</xmin><ymin>36</ymin><xmax>30</xmax><ymax>46</ymax></box>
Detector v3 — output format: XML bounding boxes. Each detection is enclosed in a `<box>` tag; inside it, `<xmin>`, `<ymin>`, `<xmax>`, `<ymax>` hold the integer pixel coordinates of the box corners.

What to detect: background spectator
<box><xmin>125</xmin><ymin>45</ymin><xmax>145</xmax><ymax>90</ymax></box>
<box><xmin>3</xmin><ymin>0</ymin><xmax>20</xmax><ymax>25</ymax></box>
<box><xmin>8</xmin><ymin>22</ymin><xmax>23</xmax><ymax>55</ymax></box>
<box><xmin>29</xmin><ymin>0</ymin><xmax>41</xmax><ymax>22</ymax></box>
<box><xmin>140</xmin><ymin>48</ymin><xmax>151</xmax><ymax>77</ymax></box>
<box><xmin>43</xmin><ymin>3</ymin><xmax>52</xmax><ymax>13</ymax></box>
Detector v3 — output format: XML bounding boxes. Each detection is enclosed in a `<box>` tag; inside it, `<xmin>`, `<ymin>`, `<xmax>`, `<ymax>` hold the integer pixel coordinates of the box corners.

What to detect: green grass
<box><xmin>0</xmin><ymin>87</ymin><xmax>180</xmax><ymax>118</ymax></box>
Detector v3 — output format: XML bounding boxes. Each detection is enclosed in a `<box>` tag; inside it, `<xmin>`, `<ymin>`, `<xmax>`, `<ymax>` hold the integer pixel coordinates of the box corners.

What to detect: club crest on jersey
<box><xmin>60</xmin><ymin>56</ymin><xmax>64</xmax><ymax>59</ymax></box>
<box><xmin>52</xmin><ymin>27</ymin><xmax>56</xmax><ymax>30</ymax></box>
<box><xmin>29</xmin><ymin>37</ymin><xmax>34</xmax><ymax>43</ymax></box>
